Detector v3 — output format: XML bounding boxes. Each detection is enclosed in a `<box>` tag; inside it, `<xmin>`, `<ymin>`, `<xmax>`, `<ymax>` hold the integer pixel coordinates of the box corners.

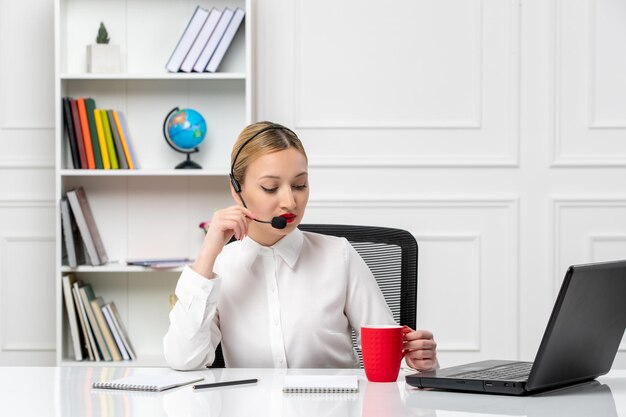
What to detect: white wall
<box><xmin>0</xmin><ymin>0</ymin><xmax>624</xmax><ymax>367</ymax></box>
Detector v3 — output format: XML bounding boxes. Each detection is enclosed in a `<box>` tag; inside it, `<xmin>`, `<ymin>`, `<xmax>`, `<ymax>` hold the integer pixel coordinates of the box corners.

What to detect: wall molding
<box><xmin>587</xmin><ymin>233</ymin><xmax>626</xmax><ymax>261</ymax></box>
<box><xmin>415</xmin><ymin>233</ymin><xmax>482</xmax><ymax>352</ymax></box>
<box><xmin>293</xmin><ymin>0</ymin><xmax>483</xmax><ymax>129</ymax></box>
<box><xmin>0</xmin><ymin>157</ymin><xmax>54</xmax><ymax>169</ymax></box>
<box><xmin>290</xmin><ymin>0</ymin><xmax>520</xmax><ymax>168</ymax></box>
<box><xmin>551</xmin><ymin>0</ymin><xmax>626</xmax><ymax>167</ymax></box>
<box><xmin>308</xmin><ymin>154</ymin><xmax>519</xmax><ymax>168</ymax></box>
<box><xmin>309</xmin><ymin>195</ymin><xmax>520</xmax><ymax>356</ymax></box>
<box><xmin>308</xmin><ymin>195</ymin><xmax>520</xmax><ymax>208</ymax></box>
<box><xmin>586</xmin><ymin>0</ymin><xmax>626</xmax><ymax>129</ymax></box>
<box><xmin>551</xmin><ymin>196</ymin><xmax>626</xmax><ymax>295</ymax></box>
<box><xmin>0</xmin><ymin>200</ymin><xmax>54</xmax><ymax>207</ymax></box>
<box><xmin>0</xmin><ymin>235</ymin><xmax>55</xmax><ymax>352</ymax></box>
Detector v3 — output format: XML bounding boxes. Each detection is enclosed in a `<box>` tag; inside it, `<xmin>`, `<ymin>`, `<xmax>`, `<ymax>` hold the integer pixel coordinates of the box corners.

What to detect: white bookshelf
<box><xmin>54</xmin><ymin>0</ymin><xmax>252</xmax><ymax>366</ymax></box>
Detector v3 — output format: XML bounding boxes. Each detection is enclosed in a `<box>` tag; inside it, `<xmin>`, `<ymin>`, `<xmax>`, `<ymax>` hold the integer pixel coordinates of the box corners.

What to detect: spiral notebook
<box><xmin>92</xmin><ymin>373</ymin><xmax>204</xmax><ymax>392</ymax></box>
<box><xmin>282</xmin><ymin>375</ymin><xmax>359</xmax><ymax>393</ymax></box>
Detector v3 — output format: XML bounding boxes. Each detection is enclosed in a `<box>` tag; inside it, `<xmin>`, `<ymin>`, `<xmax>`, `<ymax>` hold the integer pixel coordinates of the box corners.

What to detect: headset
<box><xmin>229</xmin><ymin>123</ymin><xmax>299</xmax><ymax>229</ymax></box>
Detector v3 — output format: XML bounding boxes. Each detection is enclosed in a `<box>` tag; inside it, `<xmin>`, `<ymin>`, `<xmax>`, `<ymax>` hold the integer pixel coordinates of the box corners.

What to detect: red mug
<box><xmin>361</xmin><ymin>325</ymin><xmax>407</xmax><ymax>382</ymax></box>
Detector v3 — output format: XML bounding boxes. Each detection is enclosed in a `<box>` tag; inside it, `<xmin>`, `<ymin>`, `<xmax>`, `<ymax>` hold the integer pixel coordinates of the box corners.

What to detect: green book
<box><xmin>84</xmin><ymin>98</ymin><xmax>103</xmax><ymax>169</ymax></box>
<box><xmin>100</xmin><ymin>109</ymin><xmax>119</xmax><ymax>169</ymax></box>
<box><xmin>78</xmin><ymin>284</ymin><xmax>112</xmax><ymax>361</ymax></box>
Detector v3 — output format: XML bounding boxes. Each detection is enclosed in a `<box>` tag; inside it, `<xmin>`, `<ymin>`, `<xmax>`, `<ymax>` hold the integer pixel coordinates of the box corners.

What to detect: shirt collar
<box><xmin>242</xmin><ymin>228</ymin><xmax>304</xmax><ymax>269</ymax></box>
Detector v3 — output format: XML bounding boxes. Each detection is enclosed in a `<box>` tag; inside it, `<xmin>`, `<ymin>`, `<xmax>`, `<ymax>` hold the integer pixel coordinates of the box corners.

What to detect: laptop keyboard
<box><xmin>450</xmin><ymin>362</ymin><xmax>533</xmax><ymax>381</ymax></box>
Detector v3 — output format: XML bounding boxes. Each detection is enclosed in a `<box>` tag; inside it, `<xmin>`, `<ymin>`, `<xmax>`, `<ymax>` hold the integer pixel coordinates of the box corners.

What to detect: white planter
<box><xmin>86</xmin><ymin>44</ymin><xmax>121</xmax><ymax>73</ymax></box>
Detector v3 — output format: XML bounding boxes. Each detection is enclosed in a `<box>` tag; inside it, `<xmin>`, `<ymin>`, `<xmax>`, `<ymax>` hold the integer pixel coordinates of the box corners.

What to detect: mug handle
<box><xmin>401</xmin><ymin>325</ymin><xmax>412</xmax><ymax>357</ymax></box>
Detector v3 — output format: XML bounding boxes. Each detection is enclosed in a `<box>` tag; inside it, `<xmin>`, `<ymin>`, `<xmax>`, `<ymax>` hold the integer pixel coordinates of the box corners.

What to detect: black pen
<box><xmin>192</xmin><ymin>378</ymin><xmax>258</xmax><ymax>390</ymax></box>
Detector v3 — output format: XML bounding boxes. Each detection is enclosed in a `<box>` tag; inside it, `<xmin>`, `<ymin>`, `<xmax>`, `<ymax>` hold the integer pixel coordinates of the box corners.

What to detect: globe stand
<box><xmin>163</xmin><ymin>106</ymin><xmax>206</xmax><ymax>170</ymax></box>
<box><xmin>175</xmin><ymin>153</ymin><xmax>202</xmax><ymax>169</ymax></box>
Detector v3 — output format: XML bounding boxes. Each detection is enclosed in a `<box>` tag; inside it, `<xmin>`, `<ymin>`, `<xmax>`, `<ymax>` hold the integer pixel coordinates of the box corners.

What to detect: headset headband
<box><xmin>229</xmin><ymin>123</ymin><xmax>298</xmax><ymax>190</ymax></box>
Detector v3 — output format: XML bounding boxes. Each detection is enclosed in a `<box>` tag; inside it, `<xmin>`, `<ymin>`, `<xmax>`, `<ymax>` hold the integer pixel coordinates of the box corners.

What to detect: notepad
<box><xmin>92</xmin><ymin>373</ymin><xmax>204</xmax><ymax>392</ymax></box>
<box><xmin>282</xmin><ymin>375</ymin><xmax>359</xmax><ymax>393</ymax></box>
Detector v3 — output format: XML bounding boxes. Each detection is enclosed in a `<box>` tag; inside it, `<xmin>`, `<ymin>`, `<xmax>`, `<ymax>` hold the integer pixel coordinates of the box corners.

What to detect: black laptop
<box><xmin>406</xmin><ymin>259</ymin><xmax>626</xmax><ymax>395</ymax></box>
<box><xmin>404</xmin><ymin>381</ymin><xmax>617</xmax><ymax>416</ymax></box>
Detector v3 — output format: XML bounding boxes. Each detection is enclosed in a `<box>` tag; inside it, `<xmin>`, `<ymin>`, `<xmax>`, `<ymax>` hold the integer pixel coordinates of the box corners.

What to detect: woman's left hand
<box><xmin>402</xmin><ymin>326</ymin><xmax>437</xmax><ymax>371</ymax></box>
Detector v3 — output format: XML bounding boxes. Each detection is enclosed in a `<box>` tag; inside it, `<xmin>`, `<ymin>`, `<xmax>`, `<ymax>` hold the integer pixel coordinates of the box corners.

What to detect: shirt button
<box><xmin>274</xmin><ymin>320</ymin><xmax>279</xmax><ymax>326</ymax></box>
<box><xmin>279</xmin><ymin>359</ymin><xmax>284</xmax><ymax>364</ymax></box>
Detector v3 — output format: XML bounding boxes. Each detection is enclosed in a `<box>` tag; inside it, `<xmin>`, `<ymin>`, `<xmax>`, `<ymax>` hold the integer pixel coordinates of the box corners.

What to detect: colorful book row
<box><xmin>166</xmin><ymin>6</ymin><xmax>245</xmax><ymax>73</ymax></box>
<box><xmin>62</xmin><ymin>274</ymin><xmax>136</xmax><ymax>362</ymax></box>
<box><xmin>62</xmin><ymin>97</ymin><xmax>137</xmax><ymax>170</ymax></box>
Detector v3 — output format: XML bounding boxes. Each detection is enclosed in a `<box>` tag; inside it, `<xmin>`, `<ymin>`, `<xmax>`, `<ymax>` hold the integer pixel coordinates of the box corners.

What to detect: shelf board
<box><xmin>61</xmin><ymin>264</ymin><xmax>186</xmax><ymax>273</ymax></box>
<box><xmin>60</xmin><ymin>169</ymin><xmax>228</xmax><ymax>177</ymax></box>
<box><xmin>60</xmin><ymin>72</ymin><xmax>246</xmax><ymax>81</ymax></box>
<box><xmin>61</xmin><ymin>356</ymin><xmax>167</xmax><ymax>367</ymax></box>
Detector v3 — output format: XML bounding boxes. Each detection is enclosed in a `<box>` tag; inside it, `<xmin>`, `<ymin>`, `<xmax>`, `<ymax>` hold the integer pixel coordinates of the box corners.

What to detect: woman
<box><xmin>163</xmin><ymin>121</ymin><xmax>437</xmax><ymax>371</ymax></box>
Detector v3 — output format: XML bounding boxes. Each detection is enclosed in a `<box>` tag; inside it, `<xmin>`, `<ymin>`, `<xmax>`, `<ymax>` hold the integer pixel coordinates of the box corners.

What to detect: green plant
<box><xmin>96</xmin><ymin>22</ymin><xmax>110</xmax><ymax>44</ymax></box>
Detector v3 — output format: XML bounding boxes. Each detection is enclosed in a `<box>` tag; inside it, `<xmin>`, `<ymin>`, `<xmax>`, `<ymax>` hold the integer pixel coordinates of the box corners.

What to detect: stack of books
<box><xmin>166</xmin><ymin>5</ymin><xmax>245</xmax><ymax>73</ymax></box>
<box><xmin>62</xmin><ymin>274</ymin><xmax>136</xmax><ymax>362</ymax></box>
<box><xmin>61</xmin><ymin>186</ymin><xmax>108</xmax><ymax>267</ymax></box>
<box><xmin>62</xmin><ymin>97</ymin><xmax>137</xmax><ymax>170</ymax></box>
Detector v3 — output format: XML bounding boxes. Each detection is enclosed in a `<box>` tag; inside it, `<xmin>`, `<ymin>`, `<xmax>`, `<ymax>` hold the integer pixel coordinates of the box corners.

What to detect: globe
<box><xmin>162</xmin><ymin>107</ymin><xmax>207</xmax><ymax>169</ymax></box>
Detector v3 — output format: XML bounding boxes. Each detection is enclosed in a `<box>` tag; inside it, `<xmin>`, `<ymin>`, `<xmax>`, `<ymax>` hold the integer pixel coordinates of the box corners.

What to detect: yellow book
<box><xmin>93</xmin><ymin>109</ymin><xmax>111</xmax><ymax>169</ymax></box>
<box><xmin>112</xmin><ymin>111</ymin><xmax>134</xmax><ymax>170</ymax></box>
<box><xmin>100</xmin><ymin>109</ymin><xmax>119</xmax><ymax>169</ymax></box>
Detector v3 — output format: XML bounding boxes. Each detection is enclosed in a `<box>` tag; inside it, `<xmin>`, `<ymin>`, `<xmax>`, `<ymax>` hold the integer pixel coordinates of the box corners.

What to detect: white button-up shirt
<box><xmin>163</xmin><ymin>229</ymin><xmax>396</xmax><ymax>370</ymax></box>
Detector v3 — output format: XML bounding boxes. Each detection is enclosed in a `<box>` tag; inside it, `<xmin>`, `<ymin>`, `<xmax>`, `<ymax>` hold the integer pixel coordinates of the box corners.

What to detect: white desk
<box><xmin>1</xmin><ymin>367</ymin><xmax>625</xmax><ymax>416</ymax></box>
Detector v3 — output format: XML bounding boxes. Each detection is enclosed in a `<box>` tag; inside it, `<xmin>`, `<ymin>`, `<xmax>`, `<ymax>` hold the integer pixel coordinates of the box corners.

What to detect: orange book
<box><xmin>77</xmin><ymin>98</ymin><xmax>96</xmax><ymax>169</ymax></box>
<box><xmin>112</xmin><ymin>111</ymin><xmax>134</xmax><ymax>170</ymax></box>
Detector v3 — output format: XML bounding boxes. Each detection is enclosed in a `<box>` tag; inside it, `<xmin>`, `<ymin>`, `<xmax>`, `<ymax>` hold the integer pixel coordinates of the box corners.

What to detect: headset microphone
<box><xmin>229</xmin><ymin>123</ymin><xmax>296</xmax><ymax>230</ymax></box>
<box><xmin>259</xmin><ymin>215</ymin><xmax>288</xmax><ymax>230</ymax></box>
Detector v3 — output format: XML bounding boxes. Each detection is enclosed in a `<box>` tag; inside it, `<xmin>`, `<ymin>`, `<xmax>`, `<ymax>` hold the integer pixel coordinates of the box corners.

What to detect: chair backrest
<box><xmin>209</xmin><ymin>224</ymin><xmax>418</xmax><ymax>368</ymax></box>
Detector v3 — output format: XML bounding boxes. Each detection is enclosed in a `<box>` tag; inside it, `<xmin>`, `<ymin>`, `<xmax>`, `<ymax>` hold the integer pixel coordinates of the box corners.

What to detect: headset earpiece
<box><xmin>229</xmin><ymin>173</ymin><xmax>241</xmax><ymax>193</ymax></box>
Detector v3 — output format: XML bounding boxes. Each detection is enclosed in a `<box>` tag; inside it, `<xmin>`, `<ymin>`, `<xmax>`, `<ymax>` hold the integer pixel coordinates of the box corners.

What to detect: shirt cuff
<box><xmin>175</xmin><ymin>265</ymin><xmax>222</xmax><ymax>310</ymax></box>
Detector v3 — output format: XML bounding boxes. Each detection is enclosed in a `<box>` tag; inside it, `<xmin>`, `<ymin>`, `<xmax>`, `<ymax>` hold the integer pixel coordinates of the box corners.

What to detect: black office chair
<box><xmin>210</xmin><ymin>224</ymin><xmax>418</xmax><ymax>368</ymax></box>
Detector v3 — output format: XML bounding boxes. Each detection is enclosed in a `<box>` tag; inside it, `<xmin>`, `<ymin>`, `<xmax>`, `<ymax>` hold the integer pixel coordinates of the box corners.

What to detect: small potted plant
<box><xmin>86</xmin><ymin>22</ymin><xmax>121</xmax><ymax>73</ymax></box>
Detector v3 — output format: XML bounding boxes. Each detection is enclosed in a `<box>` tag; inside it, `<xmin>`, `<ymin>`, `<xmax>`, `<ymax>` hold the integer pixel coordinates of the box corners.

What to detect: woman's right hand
<box><xmin>192</xmin><ymin>205</ymin><xmax>255</xmax><ymax>278</ymax></box>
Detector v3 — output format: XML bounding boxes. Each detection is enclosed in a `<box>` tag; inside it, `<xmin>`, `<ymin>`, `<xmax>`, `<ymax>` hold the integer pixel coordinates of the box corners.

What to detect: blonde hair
<box><xmin>230</xmin><ymin>121</ymin><xmax>307</xmax><ymax>186</ymax></box>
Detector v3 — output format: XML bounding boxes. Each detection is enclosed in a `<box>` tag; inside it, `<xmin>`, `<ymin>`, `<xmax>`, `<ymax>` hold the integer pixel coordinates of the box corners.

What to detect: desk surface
<box><xmin>1</xmin><ymin>367</ymin><xmax>625</xmax><ymax>417</ymax></box>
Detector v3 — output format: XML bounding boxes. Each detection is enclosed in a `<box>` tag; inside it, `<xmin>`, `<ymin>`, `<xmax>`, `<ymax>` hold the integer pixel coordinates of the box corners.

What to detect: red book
<box><xmin>70</xmin><ymin>99</ymin><xmax>87</xmax><ymax>169</ymax></box>
<box><xmin>77</xmin><ymin>98</ymin><xmax>96</xmax><ymax>169</ymax></box>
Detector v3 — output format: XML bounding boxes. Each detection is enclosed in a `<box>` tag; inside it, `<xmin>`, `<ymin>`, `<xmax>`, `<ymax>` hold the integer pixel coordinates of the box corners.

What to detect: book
<box><xmin>282</xmin><ymin>375</ymin><xmax>359</xmax><ymax>393</ymax></box>
<box><xmin>112</xmin><ymin>111</ymin><xmax>134</xmax><ymax>169</ymax></box>
<box><xmin>180</xmin><ymin>8</ymin><xmax>221</xmax><ymax>72</ymax></box>
<box><xmin>126</xmin><ymin>257</ymin><xmax>193</xmax><ymax>269</ymax></box>
<box><xmin>165</xmin><ymin>6</ymin><xmax>211</xmax><ymax>72</ymax></box>
<box><xmin>107</xmin><ymin>110</ymin><xmax>128</xmax><ymax>169</ymax></box>
<box><xmin>100</xmin><ymin>109</ymin><xmax>119</xmax><ymax>169</ymax></box>
<box><xmin>101</xmin><ymin>303</ymin><xmax>130</xmax><ymax>360</ymax></box>
<box><xmin>70</xmin><ymin>99</ymin><xmax>87</xmax><ymax>169</ymax></box>
<box><xmin>72</xmin><ymin>281</ymin><xmax>98</xmax><ymax>361</ymax></box>
<box><xmin>93</xmin><ymin>108</ymin><xmax>111</xmax><ymax>169</ymax></box>
<box><xmin>79</xmin><ymin>284</ymin><xmax>112</xmax><ymax>361</ymax></box>
<box><xmin>92</xmin><ymin>373</ymin><xmax>204</xmax><ymax>391</ymax></box>
<box><xmin>60</xmin><ymin>197</ymin><xmax>85</xmax><ymax>267</ymax></box>
<box><xmin>62</xmin><ymin>97</ymin><xmax>79</xmax><ymax>169</ymax></box>
<box><xmin>116</xmin><ymin>112</ymin><xmax>138</xmax><ymax>169</ymax></box>
<box><xmin>91</xmin><ymin>297</ymin><xmax>122</xmax><ymax>361</ymax></box>
<box><xmin>193</xmin><ymin>8</ymin><xmax>234</xmax><ymax>72</ymax></box>
<box><xmin>62</xmin><ymin>274</ymin><xmax>84</xmax><ymax>361</ymax></box>
<box><xmin>85</xmin><ymin>98</ymin><xmax>103</xmax><ymax>169</ymax></box>
<box><xmin>206</xmin><ymin>7</ymin><xmax>245</xmax><ymax>73</ymax></box>
<box><xmin>106</xmin><ymin>301</ymin><xmax>136</xmax><ymax>360</ymax></box>
<box><xmin>66</xmin><ymin>187</ymin><xmax>108</xmax><ymax>265</ymax></box>
<box><xmin>77</xmin><ymin>98</ymin><xmax>96</xmax><ymax>169</ymax></box>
